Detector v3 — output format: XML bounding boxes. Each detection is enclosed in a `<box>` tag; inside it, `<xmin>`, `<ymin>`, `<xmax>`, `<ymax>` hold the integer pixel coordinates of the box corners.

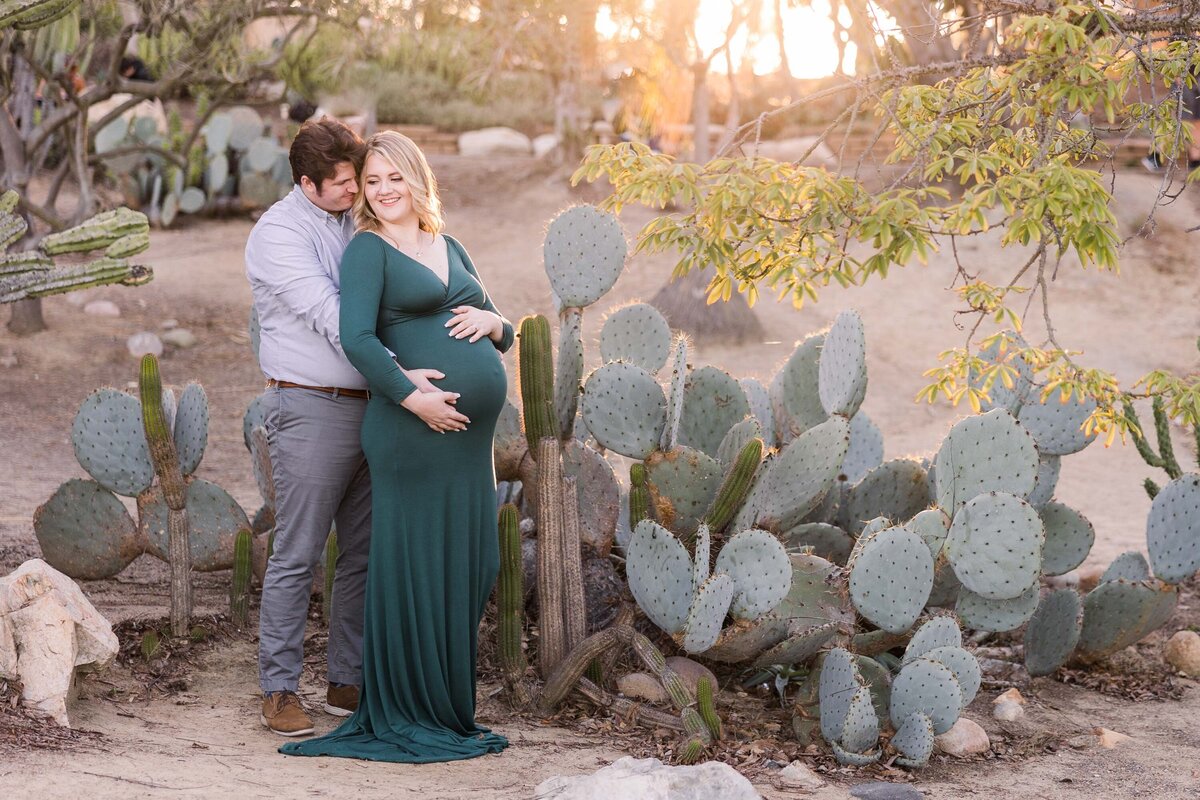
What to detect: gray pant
<box><xmin>258</xmin><ymin>387</ymin><xmax>372</xmax><ymax>693</ymax></box>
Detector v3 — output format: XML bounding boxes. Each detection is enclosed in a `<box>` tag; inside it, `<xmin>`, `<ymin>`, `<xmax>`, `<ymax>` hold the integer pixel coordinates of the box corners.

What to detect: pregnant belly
<box><xmin>386</xmin><ymin>315</ymin><xmax>508</xmax><ymax>422</ymax></box>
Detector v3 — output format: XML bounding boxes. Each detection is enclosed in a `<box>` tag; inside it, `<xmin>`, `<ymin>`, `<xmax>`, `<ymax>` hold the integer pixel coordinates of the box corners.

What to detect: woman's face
<box><xmin>362</xmin><ymin>152</ymin><xmax>415</xmax><ymax>225</ymax></box>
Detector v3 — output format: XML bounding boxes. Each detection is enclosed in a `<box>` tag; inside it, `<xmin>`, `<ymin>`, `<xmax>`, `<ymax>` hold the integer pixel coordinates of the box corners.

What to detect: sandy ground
<box><xmin>0</xmin><ymin>156</ymin><xmax>1198</xmax><ymax>798</ymax></box>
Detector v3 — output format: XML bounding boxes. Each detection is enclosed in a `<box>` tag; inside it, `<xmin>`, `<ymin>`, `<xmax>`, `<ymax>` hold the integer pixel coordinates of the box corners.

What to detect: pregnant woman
<box><xmin>281</xmin><ymin>131</ymin><xmax>511</xmax><ymax>762</ymax></box>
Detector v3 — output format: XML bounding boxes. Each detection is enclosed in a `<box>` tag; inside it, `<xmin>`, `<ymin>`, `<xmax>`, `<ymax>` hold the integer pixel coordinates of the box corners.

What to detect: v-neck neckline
<box><xmin>368</xmin><ymin>231</ymin><xmax>452</xmax><ymax>289</ymax></box>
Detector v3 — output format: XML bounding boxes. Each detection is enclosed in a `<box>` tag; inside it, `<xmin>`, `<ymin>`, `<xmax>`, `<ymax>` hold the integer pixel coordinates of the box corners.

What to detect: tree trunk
<box><xmin>7</xmin><ymin>299</ymin><xmax>45</xmax><ymax>335</ymax></box>
<box><xmin>651</xmin><ymin>269</ymin><xmax>764</xmax><ymax>346</ymax></box>
<box><xmin>691</xmin><ymin>61</ymin><xmax>711</xmax><ymax>163</ymax></box>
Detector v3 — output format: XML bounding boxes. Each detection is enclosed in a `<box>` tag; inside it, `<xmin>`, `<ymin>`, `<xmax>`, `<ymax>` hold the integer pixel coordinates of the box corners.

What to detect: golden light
<box><xmin>692</xmin><ymin>0</ymin><xmax>853</xmax><ymax>78</ymax></box>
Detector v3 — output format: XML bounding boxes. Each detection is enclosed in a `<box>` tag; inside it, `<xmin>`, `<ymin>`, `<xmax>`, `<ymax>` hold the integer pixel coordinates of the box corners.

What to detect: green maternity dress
<box><xmin>280</xmin><ymin>231</ymin><xmax>512</xmax><ymax>763</ymax></box>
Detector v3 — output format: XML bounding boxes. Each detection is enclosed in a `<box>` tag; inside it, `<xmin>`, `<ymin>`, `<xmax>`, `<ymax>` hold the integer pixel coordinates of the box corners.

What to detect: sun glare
<box><xmin>692</xmin><ymin>0</ymin><xmax>852</xmax><ymax>78</ymax></box>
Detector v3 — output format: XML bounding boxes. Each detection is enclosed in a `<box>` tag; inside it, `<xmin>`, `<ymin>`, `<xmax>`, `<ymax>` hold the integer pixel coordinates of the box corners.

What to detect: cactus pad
<box><xmin>739</xmin><ymin>377</ymin><xmax>774</xmax><ymax>447</ymax></box>
<box><xmin>779</xmin><ymin>333</ymin><xmax>828</xmax><ymax>435</ymax></box>
<box><xmin>1018</xmin><ymin>392</ymin><xmax>1098</xmax><ymax>456</ymax></box>
<box><xmin>243</xmin><ymin>391</ymin><xmax>272</xmax><ymax>450</ymax></box>
<box><xmin>660</xmin><ymin>336</ymin><xmax>688</xmax><ymax>450</ymax></box>
<box><xmin>1027</xmin><ymin>454</ymin><xmax>1061</xmax><ymax>509</ymax></box>
<box><xmin>1078</xmin><ymin>578</ymin><xmax>1178</xmax><ymax>659</ymax></box>
<box><xmin>173</xmin><ymin>382</ymin><xmax>209</xmax><ymax>477</ymax></box>
<box><xmin>714</xmin><ymin>528</ymin><xmax>792</xmax><ymax>620</ymax></box>
<box><xmin>844</xmin><ymin>459</ymin><xmax>931</xmax><ymax>535</ymax></box>
<box><xmin>840</xmin><ymin>685</ymin><xmax>880</xmax><ymax>754</ymax></box>
<box><xmin>493</xmin><ymin>400</ymin><xmax>525</xmax><ymax>482</ymax></box>
<box><xmin>626</xmin><ymin>520</ymin><xmax>694</xmax><ymax>634</ymax></box>
<box><xmin>681</xmin><ymin>572</ymin><xmax>735</xmax><ymax>652</ymax></box>
<box><xmin>1039</xmin><ymin>502</ymin><xmax>1094</xmax><ymax>577</ymax></box>
<box><xmin>1024</xmin><ymin>588</ymin><xmax>1082</xmax><ymax>677</ymax></box>
<box><xmin>678</xmin><ymin>366</ymin><xmax>750</xmax><ymax>458</ymax></box>
<box><xmin>919</xmin><ymin>646</ymin><xmax>980</xmax><ymax>708</ymax></box>
<box><xmin>693</xmin><ymin>522</ymin><xmax>711</xmax><ymax>592</ymax></box>
<box><xmin>735</xmin><ymin>415</ymin><xmax>850</xmax><ymax>532</ymax></box>
<box><xmin>581</xmin><ymin>361</ymin><xmax>666</xmax><ymax>459</ymax></box>
<box><xmin>781</xmin><ymin>522</ymin><xmax>853</xmax><ymax>564</ymax></box>
<box><xmin>848</xmin><ymin>526</ymin><xmax>934</xmax><ymax>633</ymax></box>
<box><xmin>33</xmin><ymin>479</ymin><xmax>139</xmax><ymax>579</ymax></box>
<box><xmin>909</xmin><ymin>507</ymin><xmax>951</xmax><ymax>558</ymax></box>
<box><xmin>543</xmin><ymin>205</ymin><xmax>626</xmax><ymax>308</ymax></box>
<box><xmin>818</xmin><ymin>647</ymin><xmax>861</xmax><ymax>743</ymax></box>
<box><xmin>562</xmin><ymin>440</ymin><xmax>620</xmax><ymax>555</ymax></box>
<box><xmin>890</xmin><ymin>658</ymin><xmax>962</xmax><ymax>735</ymax></box>
<box><xmin>934</xmin><ymin>408</ymin><xmax>1039</xmax><ymax>513</ymax></box>
<box><xmin>1100</xmin><ymin>551</ymin><xmax>1151</xmax><ymax>583</ymax></box>
<box><xmin>249</xmin><ymin>425</ymin><xmax>274</xmax><ymax>506</ymax></box>
<box><xmin>716</xmin><ymin>417</ymin><xmax>762</xmax><ymax>466</ymax></box>
<box><xmin>554</xmin><ymin>308</ymin><xmax>584</xmax><ymax>438</ymax></box>
<box><xmin>842</xmin><ymin>411</ymin><xmax>884</xmax><ymax>484</ymax></box>
<box><xmin>972</xmin><ymin>334</ymin><xmax>1033</xmax><ymax>415</ymax></box>
<box><xmin>645</xmin><ymin>446</ymin><xmax>723</xmax><ymax>538</ymax></box>
<box><xmin>892</xmin><ymin>712</ymin><xmax>936</xmax><ymax>768</ymax></box>
<box><xmin>140</xmin><ymin>479</ymin><xmax>250</xmax><ymax>571</ymax></box>
<box><xmin>71</xmin><ymin>388</ymin><xmax>155</xmax><ymax>497</ymax></box>
<box><xmin>818</xmin><ymin>310</ymin><xmax>868</xmax><ymax>417</ymax></box>
<box><xmin>945</xmin><ymin>492</ymin><xmax>1043</xmax><ymax>600</ymax></box>
<box><xmin>904</xmin><ymin>616</ymin><xmax>963</xmax><ymax>665</ymax></box>
<box><xmin>751</xmin><ymin>622</ymin><xmax>838</xmax><ymax>668</ymax></box>
<box><xmin>1145</xmin><ymin>474</ymin><xmax>1200</xmax><ymax>583</ymax></box>
<box><xmin>955</xmin><ymin>583</ymin><xmax>1040</xmax><ymax>632</ymax></box>
<box><xmin>599</xmin><ymin>302</ymin><xmax>671</xmax><ymax>373</ymax></box>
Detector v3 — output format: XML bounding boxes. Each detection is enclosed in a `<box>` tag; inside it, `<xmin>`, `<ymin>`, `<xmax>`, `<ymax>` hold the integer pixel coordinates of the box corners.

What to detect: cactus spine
<box><xmin>497</xmin><ymin>503</ymin><xmax>527</xmax><ymax>692</ymax></box>
<box><xmin>229</xmin><ymin>528</ymin><xmax>252</xmax><ymax>628</ymax></box>
<box><xmin>139</xmin><ymin>354</ymin><xmax>192</xmax><ymax>637</ymax></box>
<box><xmin>322</xmin><ymin>529</ymin><xmax>338</xmax><ymax>622</ymax></box>
<box><xmin>518</xmin><ymin>315</ymin><xmax>559</xmax><ymax>452</ymax></box>
<box><xmin>704</xmin><ymin>437</ymin><xmax>762</xmax><ymax>533</ymax></box>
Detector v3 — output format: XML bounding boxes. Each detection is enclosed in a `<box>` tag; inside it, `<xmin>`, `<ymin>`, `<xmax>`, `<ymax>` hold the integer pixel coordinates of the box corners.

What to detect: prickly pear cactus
<box><xmin>554</xmin><ymin>308</ymin><xmax>584</xmax><ymax>438</ymax></box>
<box><xmin>645</xmin><ymin>446</ymin><xmax>723</xmax><ymax>539</ymax></box>
<box><xmin>626</xmin><ymin>520</ymin><xmax>694</xmax><ymax>634</ymax></box>
<box><xmin>599</xmin><ymin>302</ymin><xmax>671</xmax><ymax>373</ymax></box>
<box><xmin>848</xmin><ymin>525</ymin><xmax>933</xmax><ymax>634</ymax></box>
<box><xmin>818</xmin><ymin>647</ymin><xmax>862</xmax><ymax>743</ymax></box>
<box><xmin>1100</xmin><ymin>551</ymin><xmax>1151</xmax><ymax>583</ymax></box>
<box><xmin>1038</xmin><ymin>501</ymin><xmax>1094</xmax><ymax>577</ymax></box>
<box><xmin>892</xmin><ymin>711</ymin><xmax>936</xmax><ymax>768</ymax></box>
<box><xmin>715</xmin><ymin>417</ymin><xmax>762</xmax><ymax>466</ymax></box>
<box><xmin>140</xmin><ymin>478</ymin><xmax>250</xmax><ymax>571</ymax></box>
<box><xmin>842</xmin><ymin>458</ymin><xmax>930</xmax><ymax>535</ymax></box>
<box><xmin>71</xmin><ymin>388</ymin><xmax>155</xmax><ymax>497</ymax></box>
<box><xmin>713</xmin><ymin>529</ymin><xmax>791</xmax><ymax>620</ymax></box>
<box><xmin>818</xmin><ymin>310</ymin><xmax>868</xmax><ymax>417</ymax></box>
<box><xmin>738</xmin><ymin>377</ymin><xmax>774</xmax><ymax>446</ymax></box>
<box><xmin>781</xmin><ymin>522</ymin><xmax>853</xmax><ymax>564</ymax></box>
<box><xmin>33</xmin><ymin>478</ymin><xmax>140</xmax><ymax>580</ymax></box>
<box><xmin>1027</xmin><ymin>454</ymin><xmax>1061</xmax><ymax>509</ymax></box>
<box><xmin>903</xmin><ymin>616</ymin><xmax>963</xmax><ymax>665</ymax></box>
<box><xmin>933</xmin><ymin>408</ymin><xmax>1039</xmax><ymax>513</ymax></box>
<box><xmin>682</xmin><ymin>573</ymin><xmax>736</xmax><ymax>652</ymax></box>
<box><xmin>955</xmin><ymin>583</ymin><xmax>1040</xmax><ymax>632</ymax></box>
<box><xmin>581</xmin><ymin>361</ymin><xmax>666</xmax><ymax>460</ymax></box>
<box><xmin>944</xmin><ymin>492</ymin><xmax>1043</xmax><ymax>600</ymax></box>
<box><xmin>889</xmin><ymin>657</ymin><xmax>962</xmax><ymax>735</ymax></box>
<box><xmin>971</xmin><ymin>333</ymin><xmax>1033</xmax><ymax>415</ymax></box>
<box><xmin>1077</xmin><ymin>578</ymin><xmax>1178</xmax><ymax>660</ymax></box>
<box><xmin>1017</xmin><ymin>391</ymin><xmax>1098</xmax><ymax>456</ymax></box>
<box><xmin>777</xmin><ymin>333</ymin><xmax>827</xmax><ymax>439</ymax></box>
<box><xmin>173</xmin><ymin>382</ymin><xmax>209</xmax><ymax>477</ymax></box>
<box><xmin>678</xmin><ymin>366</ymin><xmax>750</xmax><ymax>458</ymax></box>
<box><xmin>1145</xmin><ymin>474</ymin><xmax>1200</xmax><ymax>583</ymax></box>
<box><xmin>1024</xmin><ymin>588</ymin><xmax>1082</xmax><ymax>677</ymax></box>
<box><xmin>842</xmin><ymin>411</ymin><xmax>884</xmax><ymax>484</ymax></box>
<box><xmin>543</xmin><ymin>205</ymin><xmax>626</xmax><ymax>308</ymax></box>
<box><xmin>920</xmin><ymin>646</ymin><xmax>980</xmax><ymax>708</ymax></box>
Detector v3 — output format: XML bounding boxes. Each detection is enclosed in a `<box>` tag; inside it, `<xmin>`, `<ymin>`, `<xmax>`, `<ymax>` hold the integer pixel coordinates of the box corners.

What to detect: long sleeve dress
<box><xmin>280</xmin><ymin>231</ymin><xmax>513</xmax><ymax>763</ymax></box>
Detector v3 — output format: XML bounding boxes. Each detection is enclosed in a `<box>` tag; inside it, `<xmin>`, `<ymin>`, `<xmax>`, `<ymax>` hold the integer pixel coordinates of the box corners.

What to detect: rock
<box><xmin>161</xmin><ymin>328</ymin><xmax>198</xmax><ymax>349</ymax></box>
<box><xmin>160</xmin><ymin>318</ymin><xmax>179</xmax><ymax>330</ymax></box>
<box><xmin>64</xmin><ymin>290</ymin><xmax>91</xmax><ymax>307</ymax></box>
<box><xmin>533</xmin><ymin>133</ymin><xmax>560</xmax><ymax>159</ymax></box>
<box><xmin>665</xmin><ymin>656</ymin><xmax>719</xmax><ymax>697</ymax></box>
<box><xmin>126</xmin><ymin>331</ymin><xmax>163</xmax><ymax>358</ymax></box>
<box><xmin>849</xmin><ymin>782</ymin><xmax>925</xmax><ymax>799</ymax></box>
<box><xmin>751</xmin><ymin>136</ymin><xmax>836</xmax><ymax>167</ymax></box>
<box><xmin>1164</xmin><ymin>630</ymin><xmax>1200</xmax><ymax>677</ymax></box>
<box><xmin>83</xmin><ymin>300</ymin><xmax>120</xmax><ymax>317</ymax></box>
<box><xmin>534</xmin><ymin>756</ymin><xmax>762</xmax><ymax>800</ymax></box>
<box><xmin>1094</xmin><ymin>727</ymin><xmax>1132</xmax><ymax>749</ymax></box>
<box><xmin>616</xmin><ymin>671</ymin><xmax>668</xmax><ymax>703</ymax></box>
<box><xmin>992</xmin><ymin>687</ymin><xmax>1026</xmax><ymax>721</ymax></box>
<box><xmin>777</xmin><ymin>760</ymin><xmax>824</xmax><ymax>790</ymax></box>
<box><xmin>457</xmin><ymin>127</ymin><xmax>532</xmax><ymax>157</ymax></box>
<box><xmin>0</xmin><ymin>559</ymin><xmax>119</xmax><ymax>726</ymax></box>
<box><xmin>934</xmin><ymin>718</ymin><xmax>990</xmax><ymax>757</ymax></box>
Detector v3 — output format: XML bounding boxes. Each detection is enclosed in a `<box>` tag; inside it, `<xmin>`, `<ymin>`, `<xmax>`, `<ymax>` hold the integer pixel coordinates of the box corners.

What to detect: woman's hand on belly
<box><xmin>400</xmin><ymin>389</ymin><xmax>471</xmax><ymax>433</ymax></box>
<box><xmin>401</xmin><ymin>366</ymin><xmax>447</xmax><ymax>393</ymax></box>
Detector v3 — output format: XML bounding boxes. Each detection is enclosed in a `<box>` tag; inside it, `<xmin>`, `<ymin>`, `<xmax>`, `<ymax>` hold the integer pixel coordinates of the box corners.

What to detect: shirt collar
<box><xmin>291</xmin><ymin>185</ymin><xmax>348</xmax><ymax>225</ymax></box>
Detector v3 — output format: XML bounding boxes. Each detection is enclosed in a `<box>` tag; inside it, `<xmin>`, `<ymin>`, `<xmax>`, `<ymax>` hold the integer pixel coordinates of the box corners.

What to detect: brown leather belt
<box><xmin>266</xmin><ymin>379</ymin><xmax>370</xmax><ymax>400</ymax></box>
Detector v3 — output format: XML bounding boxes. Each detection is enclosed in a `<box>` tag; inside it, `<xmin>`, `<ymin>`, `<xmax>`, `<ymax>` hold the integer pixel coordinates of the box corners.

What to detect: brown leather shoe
<box><xmin>261</xmin><ymin>691</ymin><xmax>314</xmax><ymax>737</ymax></box>
<box><xmin>324</xmin><ymin>683</ymin><xmax>359</xmax><ymax>717</ymax></box>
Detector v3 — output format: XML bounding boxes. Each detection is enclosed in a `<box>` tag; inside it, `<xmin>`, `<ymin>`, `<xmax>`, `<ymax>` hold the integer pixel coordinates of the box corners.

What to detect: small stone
<box><xmin>777</xmin><ymin>760</ymin><xmax>824</xmax><ymax>790</ymax></box>
<box><xmin>83</xmin><ymin>300</ymin><xmax>120</xmax><ymax>317</ymax></box>
<box><xmin>1163</xmin><ymin>630</ymin><xmax>1200</xmax><ymax>677</ymax></box>
<box><xmin>992</xmin><ymin>700</ymin><xmax>1024</xmax><ymax>722</ymax></box>
<box><xmin>160</xmin><ymin>318</ymin><xmax>179</xmax><ymax>330</ymax></box>
<box><xmin>665</xmin><ymin>656</ymin><xmax>719</xmax><ymax>697</ymax></box>
<box><xmin>1094</xmin><ymin>727</ymin><xmax>1132</xmax><ymax>749</ymax></box>
<box><xmin>849</xmin><ymin>782</ymin><xmax>925</xmax><ymax>800</ymax></box>
<box><xmin>934</xmin><ymin>718</ymin><xmax>990</xmax><ymax>756</ymax></box>
<box><xmin>616</xmin><ymin>671</ymin><xmax>668</xmax><ymax>703</ymax></box>
<box><xmin>126</xmin><ymin>331</ymin><xmax>163</xmax><ymax>358</ymax></box>
<box><xmin>161</xmin><ymin>328</ymin><xmax>197</xmax><ymax>349</ymax></box>
<box><xmin>994</xmin><ymin>687</ymin><xmax>1026</xmax><ymax>705</ymax></box>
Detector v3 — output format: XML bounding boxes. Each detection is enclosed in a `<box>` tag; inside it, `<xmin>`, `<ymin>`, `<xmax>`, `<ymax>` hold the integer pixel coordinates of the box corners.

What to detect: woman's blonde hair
<box><xmin>352</xmin><ymin>131</ymin><xmax>444</xmax><ymax>236</ymax></box>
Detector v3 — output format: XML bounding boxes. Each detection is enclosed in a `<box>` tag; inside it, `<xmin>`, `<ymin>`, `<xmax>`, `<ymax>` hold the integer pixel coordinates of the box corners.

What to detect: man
<box><xmin>245</xmin><ymin>118</ymin><xmax>375</xmax><ymax>737</ymax></box>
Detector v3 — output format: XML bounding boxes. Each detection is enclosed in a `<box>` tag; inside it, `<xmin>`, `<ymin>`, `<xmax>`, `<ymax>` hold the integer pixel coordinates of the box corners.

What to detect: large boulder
<box><xmin>535</xmin><ymin>756</ymin><xmax>762</xmax><ymax>800</ymax></box>
<box><xmin>458</xmin><ymin>127</ymin><xmax>533</xmax><ymax>157</ymax></box>
<box><xmin>0</xmin><ymin>559</ymin><xmax>119</xmax><ymax>726</ymax></box>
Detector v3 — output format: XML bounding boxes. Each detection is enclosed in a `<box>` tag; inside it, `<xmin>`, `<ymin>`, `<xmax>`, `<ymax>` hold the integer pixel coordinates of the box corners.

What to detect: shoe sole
<box><xmin>323</xmin><ymin>703</ymin><xmax>355</xmax><ymax>717</ymax></box>
<box><xmin>260</xmin><ymin>713</ymin><xmax>315</xmax><ymax>737</ymax></box>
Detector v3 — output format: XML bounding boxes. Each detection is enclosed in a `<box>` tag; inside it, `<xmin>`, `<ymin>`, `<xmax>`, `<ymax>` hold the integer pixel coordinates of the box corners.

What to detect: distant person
<box><xmin>119</xmin><ymin>56</ymin><xmax>154</xmax><ymax>82</ymax></box>
<box><xmin>288</xmin><ymin>99</ymin><xmax>318</xmax><ymax>123</ymax></box>
<box><xmin>1143</xmin><ymin>71</ymin><xmax>1200</xmax><ymax>172</ymax></box>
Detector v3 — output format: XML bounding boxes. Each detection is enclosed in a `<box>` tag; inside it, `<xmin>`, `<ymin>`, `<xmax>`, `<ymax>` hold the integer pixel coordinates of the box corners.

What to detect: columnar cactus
<box><xmin>496</xmin><ymin>503</ymin><xmax>527</xmax><ymax>692</ymax></box>
<box><xmin>230</xmin><ymin>528</ymin><xmax>253</xmax><ymax>628</ymax></box>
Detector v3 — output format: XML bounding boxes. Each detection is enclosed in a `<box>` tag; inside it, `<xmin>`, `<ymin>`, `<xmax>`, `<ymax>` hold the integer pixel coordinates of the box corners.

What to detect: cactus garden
<box><xmin>3</xmin><ymin>1</ymin><xmax>1200</xmax><ymax>797</ymax></box>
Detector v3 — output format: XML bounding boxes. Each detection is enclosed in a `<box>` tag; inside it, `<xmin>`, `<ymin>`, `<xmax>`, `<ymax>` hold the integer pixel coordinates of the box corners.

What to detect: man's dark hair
<box><xmin>289</xmin><ymin>117</ymin><xmax>366</xmax><ymax>188</ymax></box>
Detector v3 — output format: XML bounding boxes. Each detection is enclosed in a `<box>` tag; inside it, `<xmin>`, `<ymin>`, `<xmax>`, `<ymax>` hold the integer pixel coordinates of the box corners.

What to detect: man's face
<box><xmin>302</xmin><ymin>161</ymin><xmax>358</xmax><ymax>213</ymax></box>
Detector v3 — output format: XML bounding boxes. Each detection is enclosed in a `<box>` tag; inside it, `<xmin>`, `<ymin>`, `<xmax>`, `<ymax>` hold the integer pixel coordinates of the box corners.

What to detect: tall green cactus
<box><xmin>518</xmin><ymin>315</ymin><xmax>559</xmax><ymax>452</ymax></box>
<box><xmin>139</xmin><ymin>354</ymin><xmax>192</xmax><ymax>637</ymax></box>
<box><xmin>497</xmin><ymin>504</ymin><xmax>527</xmax><ymax>692</ymax></box>
<box><xmin>629</xmin><ymin>463</ymin><xmax>653</xmax><ymax>528</ymax></box>
<box><xmin>703</xmin><ymin>437</ymin><xmax>762</xmax><ymax>534</ymax></box>
<box><xmin>229</xmin><ymin>528</ymin><xmax>252</xmax><ymax>628</ymax></box>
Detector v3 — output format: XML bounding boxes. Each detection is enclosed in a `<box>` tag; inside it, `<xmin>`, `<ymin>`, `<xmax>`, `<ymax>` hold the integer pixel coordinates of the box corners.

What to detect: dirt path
<box><xmin>1</xmin><ymin>157</ymin><xmax>1198</xmax><ymax>798</ymax></box>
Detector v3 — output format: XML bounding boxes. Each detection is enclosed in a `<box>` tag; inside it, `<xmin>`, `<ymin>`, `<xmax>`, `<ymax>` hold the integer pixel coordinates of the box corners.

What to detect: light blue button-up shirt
<box><xmin>245</xmin><ymin>186</ymin><xmax>367</xmax><ymax>389</ymax></box>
